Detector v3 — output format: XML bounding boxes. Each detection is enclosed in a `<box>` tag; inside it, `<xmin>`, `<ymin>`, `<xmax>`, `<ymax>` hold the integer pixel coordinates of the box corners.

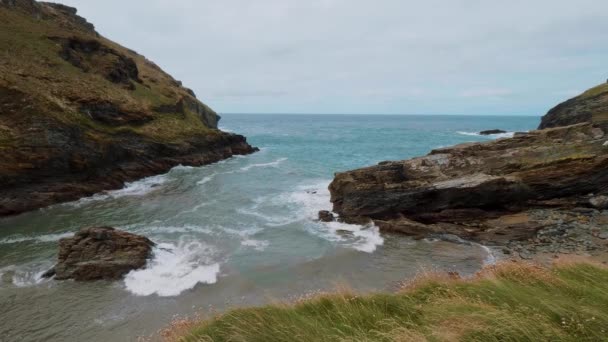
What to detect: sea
<box><xmin>0</xmin><ymin>114</ymin><xmax>539</xmax><ymax>341</ymax></box>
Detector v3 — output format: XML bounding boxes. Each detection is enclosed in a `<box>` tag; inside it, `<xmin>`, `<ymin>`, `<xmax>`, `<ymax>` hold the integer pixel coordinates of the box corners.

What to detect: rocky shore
<box><xmin>0</xmin><ymin>0</ymin><xmax>257</xmax><ymax>216</ymax></box>
<box><xmin>325</xmin><ymin>83</ymin><xmax>608</xmax><ymax>260</ymax></box>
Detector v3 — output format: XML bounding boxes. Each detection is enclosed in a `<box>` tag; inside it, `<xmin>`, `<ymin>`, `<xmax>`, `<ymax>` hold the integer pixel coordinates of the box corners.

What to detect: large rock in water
<box><xmin>50</xmin><ymin>227</ymin><xmax>155</xmax><ymax>281</ymax></box>
<box><xmin>0</xmin><ymin>1</ymin><xmax>257</xmax><ymax>217</ymax></box>
<box><xmin>328</xmin><ymin>123</ymin><xmax>608</xmax><ymax>243</ymax></box>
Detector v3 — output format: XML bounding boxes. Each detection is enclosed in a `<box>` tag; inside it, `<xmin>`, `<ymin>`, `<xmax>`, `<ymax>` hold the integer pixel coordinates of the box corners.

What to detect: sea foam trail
<box><xmin>0</xmin><ymin>232</ymin><xmax>74</xmax><ymax>245</ymax></box>
<box><xmin>66</xmin><ymin>174</ymin><xmax>169</xmax><ymax>207</ymax></box>
<box><xmin>457</xmin><ymin>131</ymin><xmax>515</xmax><ymax>139</ymax></box>
<box><xmin>240</xmin><ymin>157</ymin><xmax>287</xmax><ymax>171</ymax></box>
<box><xmin>124</xmin><ymin>241</ymin><xmax>220</xmax><ymax>297</ymax></box>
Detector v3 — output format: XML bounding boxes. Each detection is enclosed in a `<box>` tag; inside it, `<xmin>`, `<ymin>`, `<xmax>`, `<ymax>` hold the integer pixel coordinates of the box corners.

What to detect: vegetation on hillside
<box><xmin>165</xmin><ymin>259</ymin><xmax>608</xmax><ymax>342</ymax></box>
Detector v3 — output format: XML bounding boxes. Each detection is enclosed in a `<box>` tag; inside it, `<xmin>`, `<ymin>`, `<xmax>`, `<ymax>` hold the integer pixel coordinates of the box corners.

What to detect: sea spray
<box><xmin>124</xmin><ymin>240</ymin><xmax>220</xmax><ymax>297</ymax></box>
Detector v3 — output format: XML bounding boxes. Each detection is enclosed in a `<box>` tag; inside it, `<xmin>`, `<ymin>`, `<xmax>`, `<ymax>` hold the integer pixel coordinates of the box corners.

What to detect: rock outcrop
<box><xmin>45</xmin><ymin>227</ymin><xmax>154</xmax><ymax>281</ymax></box>
<box><xmin>539</xmin><ymin>83</ymin><xmax>608</xmax><ymax>129</ymax></box>
<box><xmin>327</xmin><ymin>86</ymin><xmax>608</xmax><ymax>249</ymax></box>
<box><xmin>479</xmin><ymin>129</ymin><xmax>506</xmax><ymax>135</ymax></box>
<box><xmin>0</xmin><ymin>1</ymin><xmax>257</xmax><ymax>216</ymax></box>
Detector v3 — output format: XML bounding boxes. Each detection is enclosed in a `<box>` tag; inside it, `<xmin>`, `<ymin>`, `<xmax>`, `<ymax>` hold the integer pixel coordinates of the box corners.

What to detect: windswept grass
<box><xmin>167</xmin><ymin>259</ymin><xmax>608</xmax><ymax>342</ymax></box>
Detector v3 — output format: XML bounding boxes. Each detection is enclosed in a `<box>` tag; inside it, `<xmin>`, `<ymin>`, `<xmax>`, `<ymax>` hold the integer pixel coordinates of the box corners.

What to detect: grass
<box><xmin>0</xmin><ymin>4</ymin><xmax>216</xmax><ymax>144</ymax></box>
<box><xmin>580</xmin><ymin>83</ymin><xmax>608</xmax><ymax>100</ymax></box>
<box><xmin>165</xmin><ymin>259</ymin><xmax>608</xmax><ymax>342</ymax></box>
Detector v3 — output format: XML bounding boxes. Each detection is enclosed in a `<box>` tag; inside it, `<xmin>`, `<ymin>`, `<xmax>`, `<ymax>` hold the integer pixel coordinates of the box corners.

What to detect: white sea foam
<box><xmin>66</xmin><ymin>174</ymin><xmax>169</xmax><ymax>207</ymax></box>
<box><xmin>124</xmin><ymin>240</ymin><xmax>220</xmax><ymax>297</ymax></box>
<box><xmin>282</xmin><ymin>180</ymin><xmax>384</xmax><ymax>253</ymax></box>
<box><xmin>479</xmin><ymin>245</ymin><xmax>497</xmax><ymax>265</ymax></box>
<box><xmin>241</xmin><ymin>239</ymin><xmax>270</xmax><ymax>251</ymax></box>
<box><xmin>1</xmin><ymin>264</ymin><xmax>53</xmax><ymax>287</ymax></box>
<box><xmin>324</xmin><ymin>221</ymin><xmax>384</xmax><ymax>253</ymax></box>
<box><xmin>197</xmin><ymin>174</ymin><xmax>216</xmax><ymax>185</ymax></box>
<box><xmin>457</xmin><ymin>131</ymin><xmax>515</xmax><ymax>139</ymax></box>
<box><xmin>0</xmin><ymin>232</ymin><xmax>74</xmax><ymax>245</ymax></box>
<box><xmin>240</xmin><ymin>157</ymin><xmax>287</xmax><ymax>171</ymax></box>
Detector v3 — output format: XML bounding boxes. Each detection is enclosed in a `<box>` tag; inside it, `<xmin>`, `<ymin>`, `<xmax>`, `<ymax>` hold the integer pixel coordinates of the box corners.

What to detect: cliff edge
<box><xmin>0</xmin><ymin>1</ymin><xmax>257</xmax><ymax>216</ymax></box>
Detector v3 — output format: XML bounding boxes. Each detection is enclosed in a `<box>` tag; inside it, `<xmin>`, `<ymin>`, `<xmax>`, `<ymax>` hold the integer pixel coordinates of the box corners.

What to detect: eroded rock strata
<box><xmin>327</xmin><ymin>85</ymin><xmax>608</xmax><ymax>254</ymax></box>
<box><xmin>0</xmin><ymin>1</ymin><xmax>257</xmax><ymax>216</ymax></box>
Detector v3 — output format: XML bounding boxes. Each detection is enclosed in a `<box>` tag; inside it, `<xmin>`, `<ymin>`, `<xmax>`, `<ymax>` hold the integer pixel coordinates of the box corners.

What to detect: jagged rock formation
<box><xmin>327</xmin><ymin>84</ymin><xmax>608</xmax><ymax>249</ymax></box>
<box><xmin>539</xmin><ymin>83</ymin><xmax>608</xmax><ymax>129</ymax></box>
<box><xmin>0</xmin><ymin>1</ymin><xmax>257</xmax><ymax>216</ymax></box>
<box><xmin>43</xmin><ymin>227</ymin><xmax>154</xmax><ymax>281</ymax></box>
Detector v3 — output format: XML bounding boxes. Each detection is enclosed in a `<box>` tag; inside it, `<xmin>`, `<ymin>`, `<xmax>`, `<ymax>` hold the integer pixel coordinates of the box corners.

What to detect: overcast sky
<box><xmin>58</xmin><ymin>0</ymin><xmax>608</xmax><ymax>115</ymax></box>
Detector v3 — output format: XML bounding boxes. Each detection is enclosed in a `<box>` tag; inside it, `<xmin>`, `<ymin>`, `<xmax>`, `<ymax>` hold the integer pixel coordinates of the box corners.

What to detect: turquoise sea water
<box><xmin>0</xmin><ymin>114</ymin><xmax>539</xmax><ymax>341</ymax></box>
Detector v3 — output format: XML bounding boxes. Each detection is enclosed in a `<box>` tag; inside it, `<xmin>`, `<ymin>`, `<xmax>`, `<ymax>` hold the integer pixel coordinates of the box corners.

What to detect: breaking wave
<box><xmin>124</xmin><ymin>240</ymin><xmax>220</xmax><ymax>297</ymax></box>
<box><xmin>457</xmin><ymin>131</ymin><xmax>515</xmax><ymax>139</ymax></box>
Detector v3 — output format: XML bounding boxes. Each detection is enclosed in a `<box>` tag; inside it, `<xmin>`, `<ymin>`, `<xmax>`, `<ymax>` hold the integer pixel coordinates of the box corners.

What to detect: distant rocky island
<box><xmin>0</xmin><ymin>0</ymin><xmax>257</xmax><ymax>216</ymax></box>
<box><xmin>325</xmin><ymin>82</ymin><xmax>608</xmax><ymax>259</ymax></box>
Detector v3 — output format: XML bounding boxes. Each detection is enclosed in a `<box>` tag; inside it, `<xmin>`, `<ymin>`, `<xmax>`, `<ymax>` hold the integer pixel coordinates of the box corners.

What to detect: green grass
<box><xmin>580</xmin><ymin>83</ymin><xmax>608</xmax><ymax>100</ymax></box>
<box><xmin>169</xmin><ymin>261</ymin><xmax>608</xmax><ymax>342</ymax></box>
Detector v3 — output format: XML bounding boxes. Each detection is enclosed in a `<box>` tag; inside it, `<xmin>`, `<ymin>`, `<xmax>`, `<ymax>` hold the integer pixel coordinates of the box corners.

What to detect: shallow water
<box><xmin>0</xmin><ymin>114</ymin><xmax>538</xmax><ymax>341</ymax></box>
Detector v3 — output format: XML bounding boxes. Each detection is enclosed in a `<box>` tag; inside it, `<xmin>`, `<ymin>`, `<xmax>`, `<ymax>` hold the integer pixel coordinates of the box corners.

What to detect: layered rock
<box><xmin>45</xmin><ymin>227</ymin><xmax>154</xmax><ymax>281</ymax></box>
<box><xmin>328</xmin><ymin>123</ymin><xmax>608</xmax><ymax>245</ymax></box>
<box><xmin>539</xmin><ymin>83</ymin><xmax>608</xmax><ymax>129</ymax></box>
<box><xmin>0</xmin><ymin>1</ymin><xmax>257</xmax><ymax>216</ymax></box>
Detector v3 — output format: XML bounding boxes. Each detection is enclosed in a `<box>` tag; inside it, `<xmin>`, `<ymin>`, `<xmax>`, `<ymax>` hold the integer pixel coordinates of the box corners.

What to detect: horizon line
<box><xmin>220</xmin><ymin>112</ymin><xmax>542</xmax><ymax>117</ymax></box>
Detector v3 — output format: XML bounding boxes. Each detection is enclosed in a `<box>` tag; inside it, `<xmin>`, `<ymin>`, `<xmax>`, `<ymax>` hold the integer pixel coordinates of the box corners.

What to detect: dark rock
<box><xmin>51</xmin><ymin>36</ymin><xmax>141</xmax><ymax>87</ymax></box>
<box><xmin>51</xmin><ymin>227</ymin><xmax>154</xmax><ymax>281</ymax></box>
<box><xmin>40</xmin><ymin>267</ymin><xmax>56</xmax><ymax>279</ymax></box>
<box><xmin>479</xmin><ymin>129</ymin><xmax>507</xmax><ymax>135</ymax></box>
<box><xmin>318</xmin><ymin>210</ymin><xmax>335</xmax><ymax>222</ymax></box>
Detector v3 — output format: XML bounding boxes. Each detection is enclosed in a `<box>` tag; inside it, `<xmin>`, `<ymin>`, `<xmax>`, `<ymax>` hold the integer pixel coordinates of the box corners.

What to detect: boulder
<box><xmin>46</xmin><ymin>227</ymin><xmax>155</xmax><ymax>281</ymax></box>
<box><xmin>318</xmin><ymin>210</ymin><xmax>335</xmax><ymax>222</ymax></box>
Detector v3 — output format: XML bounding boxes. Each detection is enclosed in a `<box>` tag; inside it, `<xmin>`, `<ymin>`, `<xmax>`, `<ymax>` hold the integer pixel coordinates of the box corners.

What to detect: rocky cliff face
<box><xmin>327</xmin><ymin>85</ymin><xmax>608</xmax><ymax>254</ymax></box>
<box><xmin>0</xmin><ymin>1</ymin><xmax>257</xmax><ymax>216</ymax></box>
<box><xmin>539</xmin><ymin>83</ymin><xmax>608</xmax><ymax>129</ymax></box>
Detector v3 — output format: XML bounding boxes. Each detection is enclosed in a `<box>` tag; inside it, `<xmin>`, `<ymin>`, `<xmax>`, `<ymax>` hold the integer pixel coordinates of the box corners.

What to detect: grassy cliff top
<box><xmin>0</xmin><ymin>1</ymin><xmax>219</xmax><ymax>144</ymax></box>
<box><xmin>169</xmin><ymin>260</ymin><xmax>608</xmax><ymax>341</ymax></box>
<box><xmin>540</xmin><ymin>82</ymin><xmax>608</xmax><ymax>129</ymax></box>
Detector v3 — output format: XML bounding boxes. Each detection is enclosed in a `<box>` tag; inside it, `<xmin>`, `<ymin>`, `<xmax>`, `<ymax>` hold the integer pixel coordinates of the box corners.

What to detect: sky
<box><xmin>59</xmin><ymin>0</ymin><xmax>608</xmax><ymax>115</ymax></box>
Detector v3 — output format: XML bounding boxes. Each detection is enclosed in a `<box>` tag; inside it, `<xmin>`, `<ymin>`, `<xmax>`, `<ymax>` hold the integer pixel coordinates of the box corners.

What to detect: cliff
<box><xmin>327</xmin><ymin>83</ymin><xmax>608</xmax><ymax>255</ymax></box>
<box><xmin>0</xmin><ymin>0</ymin><xmax>257</xmax><ymax>216</ymax></box>
<box><xmin>539</xmin><ymin>83</ymin><xmax>608</xmax><ymax>129</ymax></box>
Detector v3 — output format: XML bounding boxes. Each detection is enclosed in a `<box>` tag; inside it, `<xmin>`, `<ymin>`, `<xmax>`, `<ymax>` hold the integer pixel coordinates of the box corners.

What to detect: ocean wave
<box><xmin>284</xmin><ymin>180</ymin><xmax>384</xmax><ymax>253</ymax></box>
<box><xmin>124</xmin><ymin>240</ymin><xmax>220</xmax><ymax>297</ymax></box>
<box><xmin>241</xmin><ymin>239</ymin><xmax>270</xmax><ymax>251</ymax></box>
<box><xmin>0</xmin><ymin>232</ymin><xmax>74</xmax><ymax>245</ymax></box>
<box><xmin>66</xmin><ymin>174</ymin><xmax>169</xmax><ymax>208</ymax></box>
<box><xmin>131</xmin><ymin>224</ymin><xmax>214</xmax><ymax>236</ymax></box>
<box><xmin>457</xmin><ymin>131</ymin><xmax>515</xmax><ymax>139</ymax></box>
<box><xmin>197</xmin><ymin>173</ymin><xmax>216</xmax><ymax>185</ymax></box>
<box><xmin>1</xmin><ymin>264</ymin><xmax>53</xmax><ymax>288</ymax></box>
<box><xmin>239</xmin><ymin>157</ymin><xmax>287</xmax><ymax>171</ymax></box>
<box><xmin>324</xmin><ymin>221</ymin><xmax>384</xmax><ymax>253</ymax></box>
